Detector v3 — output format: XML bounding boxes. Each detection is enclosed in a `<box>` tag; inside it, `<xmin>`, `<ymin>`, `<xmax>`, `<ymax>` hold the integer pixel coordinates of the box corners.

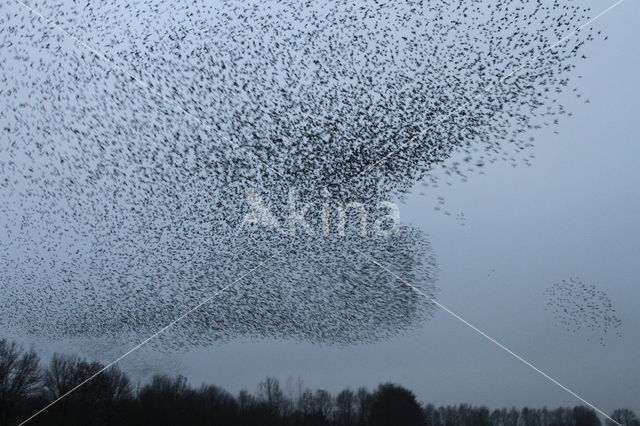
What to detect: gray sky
<box><xmin>169</xmin><ymin>0</ymin><xmax>640</xmax><ymax>414</ymax></box>
<box><xmin>2</xmin><ymin>0</ymin><xmax>638</xmax><ymax>417</ymax></box>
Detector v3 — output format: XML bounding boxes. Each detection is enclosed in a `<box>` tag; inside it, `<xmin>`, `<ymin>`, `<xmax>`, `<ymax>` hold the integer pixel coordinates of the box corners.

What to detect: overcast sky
<box><xmin>2</xmin><ymin>0</ymin><xmax>639</xmax><ymax>418</ymax></box>
<box><xmin>168</xmin><ymin>0</ymin><xmax>640</xmax><ymax>414</ymax></box>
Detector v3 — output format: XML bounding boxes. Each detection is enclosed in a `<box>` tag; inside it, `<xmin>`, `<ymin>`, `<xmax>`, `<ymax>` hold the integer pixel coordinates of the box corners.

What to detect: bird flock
<box><xmin>544</xmin><ymin>277</ymin><xmax>622</xmax><ymax>345</ymax></box>
<box><xmin>0</xmin><ymin>0</ymin><xmax>609</xmax><ymax>349</ymax></box>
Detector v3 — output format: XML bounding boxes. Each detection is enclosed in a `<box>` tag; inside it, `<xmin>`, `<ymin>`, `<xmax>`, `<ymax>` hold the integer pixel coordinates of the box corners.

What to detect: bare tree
<box><xmin>42</xmin><ymin>353</ymin><xmax>83</xmax><ymax>401</ymax></box>
<box><xmin>313</xmin><ymin>389</ymin><xmax>333</xmax><ymax>419</ymax></box>
<box><xmin>0</xmin><ymin>339</ymin><xmax>40</xmax><ymax>425</ymax></box>
<box><xmin>608</xmin><ymin>409</ymin><xmax>640</xmax><ymax>426</ymax></box>
<box><xmin>335</xmin><ymin>388</ymin><xmax>356</xmax><ymax>426</ymax></box>
<box><xmin>137</xmin><ymin>374</ymin><xmax>190</xmax><ymax>425</ymax></box>
<box><xmin>297</xmin><ymin>388</ymin><xmax>315</xmax><ymax>415</ymax></box>
<box><xmin>257</xmin><ymin>377</ymin><xmax>286</xmax><ymax>415</ymax></box>
<box><xmin>41</xmin><ymin>353</ymin><xmax>132</xmax><ymax>425</ymax></box>
<box><xmin>356</xmin><ymin>387</ymin><xmax>372</xmax><ymax>426</ymax></box>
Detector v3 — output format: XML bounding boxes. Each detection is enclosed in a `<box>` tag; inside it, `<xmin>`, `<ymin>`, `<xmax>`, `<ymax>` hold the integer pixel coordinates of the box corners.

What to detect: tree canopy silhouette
<box><xmin>2</xmin><ymin>337</ymin><xmax>634</xmax><ymax>426</ymax></box>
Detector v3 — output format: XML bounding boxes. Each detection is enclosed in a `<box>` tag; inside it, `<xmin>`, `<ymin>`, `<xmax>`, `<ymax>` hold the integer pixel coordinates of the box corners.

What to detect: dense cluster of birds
<box><xmin>544</xmin><ymin>277</ymin><xmax>622</xmax><ymax>345</ymax></box>
<box><xmin>0</xmin><ymin>0</ymin><xmax>605</xmax><ymax>349</ymax></box>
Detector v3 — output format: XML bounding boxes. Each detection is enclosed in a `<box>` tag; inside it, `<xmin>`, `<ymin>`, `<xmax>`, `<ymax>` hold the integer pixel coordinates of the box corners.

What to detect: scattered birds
<box><xmin>544</xmin><ymin>277</ymin><xmax>622</xmax><ymax>345</ymax></box>
<box><xmin>0</xmin><ymin>0</ymin><xmax>604</xmax><ymax>348</ymax></box>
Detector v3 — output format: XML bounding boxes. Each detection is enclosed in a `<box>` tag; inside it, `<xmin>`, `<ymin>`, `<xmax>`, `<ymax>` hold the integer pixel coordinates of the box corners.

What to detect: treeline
<box><xmin>1</xmin><ymin>339</ymin><xmax>637</xmax><ymax>426</ymax></box>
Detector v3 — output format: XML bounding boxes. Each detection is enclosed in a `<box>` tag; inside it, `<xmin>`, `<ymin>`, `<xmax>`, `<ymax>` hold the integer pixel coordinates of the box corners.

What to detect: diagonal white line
<box><xmin>11</xmin><ymin>5</ymin><xmax>287</xmax><ymax>424</ymax></box>
<box><xmin>352</xmin><ymin>248</ymin><xmax>621</xmax><ymax>426</ymax></box>
<box><xmin>354</xmin><ymin>0</ymin><xmax>627</xmax><ymax>180</ymax></box>
<box><xmin>18</xmin><ymin>250</ymin><xmax>283</xmax><ymax>426</ymax></box>
<box><xmin>14</xmin><ymin>0</ymin><xmax>286</xmax><ymax>180</ymax></box>
<box><xmin>10</xmin><ymin>1</ymin><xmax>628</xmax><ymax>425</ymax></box>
